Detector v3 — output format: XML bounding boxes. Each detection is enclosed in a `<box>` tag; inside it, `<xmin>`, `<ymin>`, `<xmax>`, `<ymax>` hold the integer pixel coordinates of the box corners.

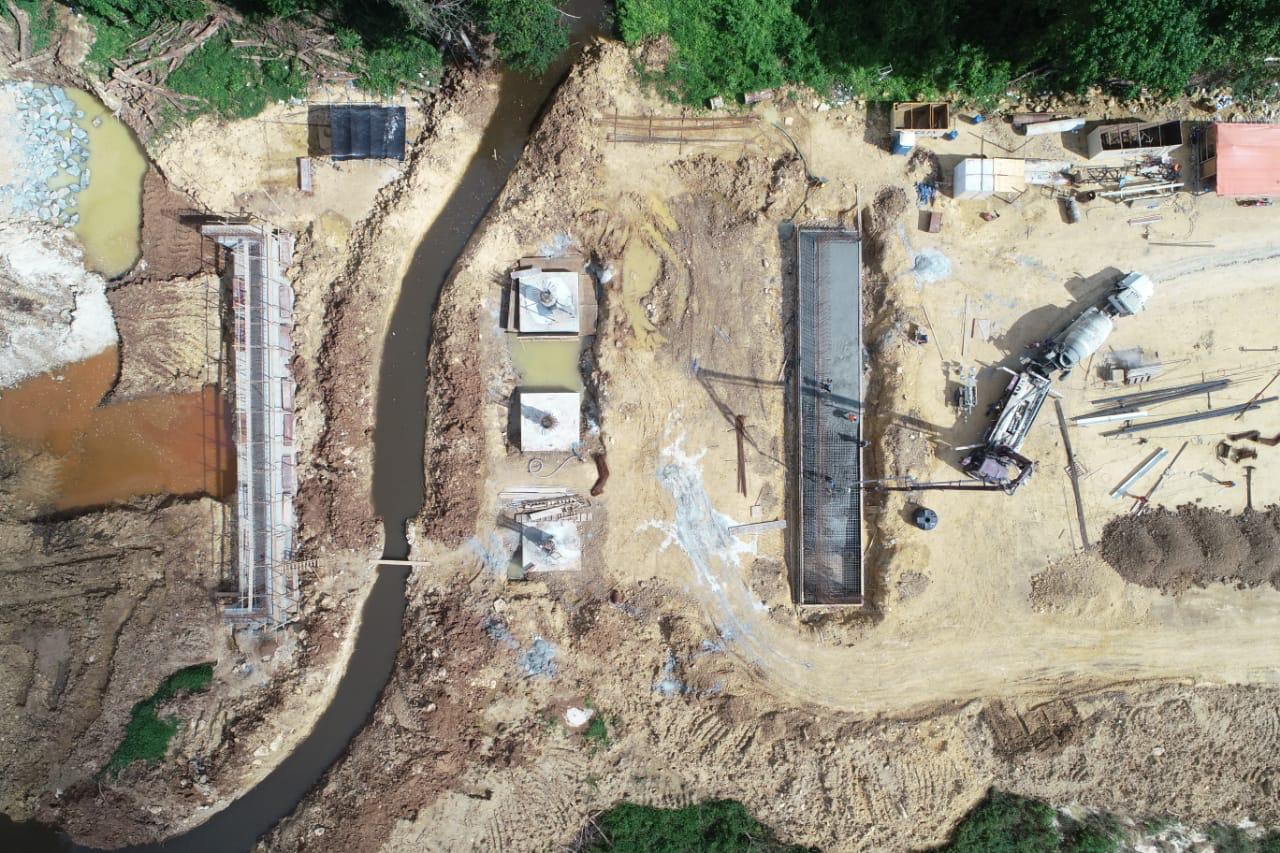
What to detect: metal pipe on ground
<box><xmin>1101</xmin><ymin>397</ymin><xmax>1279</xmax><ymax>436</ymax></box>
<box><xmin>1074</xmin><ymin>409</ymin><xmax>1149</xmax><ymax>426</ymax></box>
<box><xmin>1110</xmin><ymin>447</ymin><xmax>1168</xmax><ymax>499</ymax></box>
<box><xmin>1090</xmin><ymin>378</ymin><xmax>1230</xmax><ymax>408</ymax></box>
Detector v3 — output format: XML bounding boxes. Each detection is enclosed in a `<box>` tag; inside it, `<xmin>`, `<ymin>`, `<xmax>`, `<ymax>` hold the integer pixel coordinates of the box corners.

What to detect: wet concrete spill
<box><xmin>0</xmin><ymin>5</ymin><xmax>612</xmax><ymax>852</ymax></box>
<box><xmin>0</xmin><ymin>348</ymin><xmax>233</xmax><ymax>509</ymax></box>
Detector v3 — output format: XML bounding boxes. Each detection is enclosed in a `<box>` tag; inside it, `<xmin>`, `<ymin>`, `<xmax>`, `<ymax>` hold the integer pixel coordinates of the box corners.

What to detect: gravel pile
<box><xmin>0</xmin><ymin>82</ymin><xmax>94</xmax><ymax>228</ymax></box>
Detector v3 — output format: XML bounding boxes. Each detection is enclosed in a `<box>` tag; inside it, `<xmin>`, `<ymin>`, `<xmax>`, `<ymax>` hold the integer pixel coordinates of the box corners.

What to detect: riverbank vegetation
<box><xmin>12</xmin><ymin>0</ymin><xmax>570</xmax><ymax>121</ymax></box>
<box><xmin>938</xmin><ymin>790</ymin><xmax>1280</xmax><ymax>853</ymax></box>
<box><xmin>105</xmin><ymin>663</ymin><xmax>213</xmax><ymax>777</ymax></box>
<box><xmin>586</xmin><ymin>800</ymin><xmax>814</xmax><ymax>851</ymax></box>
<box><xmin>617</xmin><ymin>0</ymin><xmax>1280</xmax><ymax>107</ymax></box>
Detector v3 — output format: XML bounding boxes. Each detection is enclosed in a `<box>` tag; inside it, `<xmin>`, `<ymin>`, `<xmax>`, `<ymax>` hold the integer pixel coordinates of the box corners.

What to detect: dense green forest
<box><xmin>586</xmin><ymin>800</ymin><xmax>815</xmax><ymax>852</ymax></box>
<box><xmin>11</xmin><ymin>0</ymin><xmax>1278</xmax><ymax>120</ymax></box>
<box><xmin>27</xmin><ymin>0</ymin><xmax>572</xmax><ymax>118</ymax></box>
<box><xmin>618</xmin><ymin>0</ymin><xmax>1280</xmax><ymax>106</ymax></box>
<box><xmin>937</xmin><ymin>790</ymin><xmax>1280</xmax><ymax>853</ymax></box>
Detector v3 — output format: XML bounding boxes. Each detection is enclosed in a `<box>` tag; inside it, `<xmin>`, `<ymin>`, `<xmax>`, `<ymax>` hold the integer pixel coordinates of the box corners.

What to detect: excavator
<box><xmin>871</xmin><ymin>271</ymin><xmax>1156</xmax><ymax>496</ymax></box>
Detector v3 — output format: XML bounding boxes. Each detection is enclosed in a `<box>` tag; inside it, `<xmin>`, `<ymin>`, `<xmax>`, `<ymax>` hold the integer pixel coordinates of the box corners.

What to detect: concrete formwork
<box><xmin>204</xmin><ymin>223</ymin><xmax>299</xmax><ymax>624</ymax></box>
<box><xmin>793</xmin><ymin>227</ymin><xmax>864</xmax><ymax>606</ymax></box>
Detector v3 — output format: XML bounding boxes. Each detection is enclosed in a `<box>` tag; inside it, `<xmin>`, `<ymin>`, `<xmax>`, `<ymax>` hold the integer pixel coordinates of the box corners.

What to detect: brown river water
<box><xmin>0</xmin><ymin>348</ymin><xmax>234</xmax><ymax>510</ymax></box>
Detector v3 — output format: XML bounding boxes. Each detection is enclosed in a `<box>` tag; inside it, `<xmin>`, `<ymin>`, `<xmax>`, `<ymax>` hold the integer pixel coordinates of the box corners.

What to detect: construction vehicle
<box><xmin>865</xmin><ymin>272</ymin><xmax>1156</xmax><ymax>497</ymax></box>
<box><xmin>960</xmin><ymin>271</ymin><xmax>1154</xmax><ymax>488</ymax></box>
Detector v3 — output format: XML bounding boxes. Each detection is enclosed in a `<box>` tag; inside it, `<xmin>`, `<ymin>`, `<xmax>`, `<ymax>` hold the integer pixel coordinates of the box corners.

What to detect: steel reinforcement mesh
<box><xmin>795</xmin><ymin>228</ymin><xmax>864</xmax><ymax>604</ymax></box>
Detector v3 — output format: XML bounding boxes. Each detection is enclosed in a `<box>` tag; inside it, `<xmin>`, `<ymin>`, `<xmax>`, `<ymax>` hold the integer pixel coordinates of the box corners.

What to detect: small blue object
<box><xmin>913</xmin><ymin>506</ymin><xmax>939</xmax><ymax>531</ymax></box>
<box><xmin>944</xmin><ymin>129</ymin><xmax>959</xmax><ymax>141</ymax></box>
<box><xmin>971</xmin><ymin>114</ymin><xmax>985</xmax><ymax>124</ymax></box>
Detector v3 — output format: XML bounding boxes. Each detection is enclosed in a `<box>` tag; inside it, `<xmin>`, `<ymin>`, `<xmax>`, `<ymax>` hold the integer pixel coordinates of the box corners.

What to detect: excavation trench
<box><xmin>3</xmin><ymin>3</ymin><xmax>609</xmax><ymax>850</ymax></box>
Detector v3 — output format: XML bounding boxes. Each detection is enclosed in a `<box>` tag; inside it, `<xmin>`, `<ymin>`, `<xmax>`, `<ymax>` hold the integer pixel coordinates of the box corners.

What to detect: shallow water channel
<box><xmin>0</xmin><ymin>4</ymin><xmax>610</xmax><ymax>850</ymax></box>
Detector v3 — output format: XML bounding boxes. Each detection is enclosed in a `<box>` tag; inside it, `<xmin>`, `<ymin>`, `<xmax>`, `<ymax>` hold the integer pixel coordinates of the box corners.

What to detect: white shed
<box><xmin>952</xmin><ymin>158</ymin><xmax>1025</xmax><ymax>199</ymax></box>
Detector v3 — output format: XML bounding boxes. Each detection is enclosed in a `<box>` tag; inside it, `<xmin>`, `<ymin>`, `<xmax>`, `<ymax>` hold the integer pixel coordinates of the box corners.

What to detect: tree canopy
<box><xmin>617</xmin><ymin>0</ymin><xmax>1280</xmax><ymax>104</ymax></box>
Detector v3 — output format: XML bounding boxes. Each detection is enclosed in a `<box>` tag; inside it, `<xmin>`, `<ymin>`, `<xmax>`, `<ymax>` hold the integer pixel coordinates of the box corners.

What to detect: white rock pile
<box><xmin>0</xmin><ymin>82</ymin><xmax>93</xmax><ymax>228</ymax></box>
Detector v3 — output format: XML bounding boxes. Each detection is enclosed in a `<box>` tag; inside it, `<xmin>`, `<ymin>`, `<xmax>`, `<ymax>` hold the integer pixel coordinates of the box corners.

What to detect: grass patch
<box><xmin>583</xmin><ymin>713</ymin><xmax>610</xmax><ymax>749</ymax></box>
<box><xmin>940</xmin><ymin>790</ymin><xmax>1060</xmax><ymax>853</ymax></box>
<box><xmin>85</xmin><ymin>14</ymin><xmax>147</xmax><ymax>71</ymax></box>
<box><xmin>7</xmin><ymin>0</ymin><xmax>59</xmax><ymax>53</ymax></box>
<box><xmin>166</xmin><ymin>31</ymin><xmax>308</xmax><ymax>119</ymax></box>
<box><xmin>588</xmin><ymin>800</ymin><xmax>814</xmax><ymax>852</ymax></box>
<box><xmin>105</xmin><ymin>663</ymin><xmax>212</xmax><ymax>777</ymax></box>
<box><xmin>338</xmin><ymin>28</ymin><xmax>442</xmax><ymax>97</ymax></box>
<box><xmin>476</xmin><ymin>0</ymin><xmax>568</xmax><ymax>76</ymax></box>
<box><xmin>938</xmin><ymin>790</ymin><xmax>1124</xmax><ymax>853</ymax></box>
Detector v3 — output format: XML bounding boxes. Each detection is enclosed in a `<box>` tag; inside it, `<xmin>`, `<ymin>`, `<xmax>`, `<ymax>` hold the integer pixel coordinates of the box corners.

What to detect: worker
<box><xmin>854</xmin><ymin>438</ymin><xmax>869</xmax><ymax>449</ymax></box>
<box><xmin>844</xmin><ymin>412</ymin><xmax>858</xmax><ymax>423</ymax></box>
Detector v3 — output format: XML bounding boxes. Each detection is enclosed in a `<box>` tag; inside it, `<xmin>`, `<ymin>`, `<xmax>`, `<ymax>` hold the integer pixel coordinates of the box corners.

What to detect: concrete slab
<box><xmin>514</xmin><ymin>269</ymin><xmax>580</xmax><ymax>334</ymax></box>
<box><xmin>520</xmin><ymin>392</ymin><xmax>580</xmax><ymax>451</ymax></box>
<box><xmin>522</xmin><ymin>519</ymin><xmax>581</xmax><ymax>572</ymax></box>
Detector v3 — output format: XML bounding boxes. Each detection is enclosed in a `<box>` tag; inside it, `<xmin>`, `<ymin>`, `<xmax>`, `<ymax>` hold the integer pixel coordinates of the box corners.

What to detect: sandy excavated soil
<box><xmin>106</xmin><ymin>273</ymin><xmax>219</xmax><ymax>401</ymax></box>
<box><xmin>264</xmin><ymin>42</ymin><xmax>1280</xmax><ymax>851</ymax></box>
<box><xmin>0</xmin><ymin>498</ymin><xmax>221</xmax><ymax>825</ymax></box>
<box><xmin>271</xmin><ymin>565</ymin><xmax>1280</xmax><ymax>852</ymax></box>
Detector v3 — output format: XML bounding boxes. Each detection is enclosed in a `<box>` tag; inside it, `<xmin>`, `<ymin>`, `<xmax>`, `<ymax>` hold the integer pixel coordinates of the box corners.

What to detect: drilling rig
<box><xmin>875</xmin><ymin>271</ymin><xmax>1156</xmax><ymax>495</ymax></box>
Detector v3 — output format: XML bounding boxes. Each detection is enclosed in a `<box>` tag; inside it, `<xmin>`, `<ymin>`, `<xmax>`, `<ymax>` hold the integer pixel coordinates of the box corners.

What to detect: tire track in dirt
<box><xmin>655</xmin><ymin>428</ymin><xmax>1280</xmax><ymax>714</ymax></box>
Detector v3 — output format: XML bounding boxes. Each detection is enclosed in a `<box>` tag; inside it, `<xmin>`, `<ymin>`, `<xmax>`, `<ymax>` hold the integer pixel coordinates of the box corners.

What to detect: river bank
<box><xmin>0</xmin><ymin>65</ymin><xmax>477</xmax><ymax>851</ymax></box>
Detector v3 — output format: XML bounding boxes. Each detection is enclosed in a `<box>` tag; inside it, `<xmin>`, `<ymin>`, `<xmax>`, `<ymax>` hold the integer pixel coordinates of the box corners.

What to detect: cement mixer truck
<box><xmin>859</xmin><ymin>272</ymin><xmax>1155</xmax><ymax>496</ymax></box>
<box><xmin>960</xmin><ymin>272</ymin><xmax>1155</xmax><ymax>489</ymax></box>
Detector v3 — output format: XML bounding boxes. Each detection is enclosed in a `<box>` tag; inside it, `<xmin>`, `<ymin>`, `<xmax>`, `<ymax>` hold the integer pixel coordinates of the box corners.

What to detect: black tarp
<box><xmin>326</xmin><ymin>105</ymin><xmax>406</xmax><ymax>161</ymax></box>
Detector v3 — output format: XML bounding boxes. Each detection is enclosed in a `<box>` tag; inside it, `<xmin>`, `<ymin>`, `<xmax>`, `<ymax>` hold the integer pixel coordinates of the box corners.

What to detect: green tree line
<box><xmin>61</xmin><ymin>0</ymin><xmax>571</xmax><ymax>119</ymax></box>
<box><xmin>617</xmin><ymin>0</ymin><xmax>1280</xmax><ymax>106</ymax></box>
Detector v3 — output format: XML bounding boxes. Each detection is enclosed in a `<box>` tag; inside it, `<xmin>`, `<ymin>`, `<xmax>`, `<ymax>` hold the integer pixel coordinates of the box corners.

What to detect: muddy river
<box><xmin>2</xmin><ymin>4</ymin><xmax>610</xmax><ymax>850</ymax></box>
<box><xmin>0</xmin><ymin>349</ymin><xmax>233</xmax><ymax>511</ymax></box>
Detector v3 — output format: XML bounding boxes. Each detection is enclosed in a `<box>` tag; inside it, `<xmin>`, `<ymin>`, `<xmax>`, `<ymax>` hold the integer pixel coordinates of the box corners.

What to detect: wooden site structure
<box><xmin>606</xmin><ymin>112</ymin><xmax>759</xmax><ymax>148</ymax></box>
<box><xmin>892</xmin><ymin>102</ymin><xmax>951</xmax><ymax>136</ymax></box>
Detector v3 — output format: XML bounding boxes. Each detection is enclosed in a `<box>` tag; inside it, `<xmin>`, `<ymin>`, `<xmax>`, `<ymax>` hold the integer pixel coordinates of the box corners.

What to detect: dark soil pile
<box><xmin>1100</xmin><ymin>504</ymin><xmax>1280</xmax><ymax>593</ymax></box>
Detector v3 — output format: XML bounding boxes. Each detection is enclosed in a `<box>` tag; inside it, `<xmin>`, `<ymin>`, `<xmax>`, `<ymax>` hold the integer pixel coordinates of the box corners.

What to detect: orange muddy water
<box><xmin>0</xmin><ymin>348</ymin><xmax>234</xmax><ymax>510</ymax></box>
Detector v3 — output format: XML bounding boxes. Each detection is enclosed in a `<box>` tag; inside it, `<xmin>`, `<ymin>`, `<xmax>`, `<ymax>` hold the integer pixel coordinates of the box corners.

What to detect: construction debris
<box><xmin>1101</xmin><ymin>397</ymin><xmax>1278</xmax><ymax>436</ymax></box>
<box><xmin>1228</xmin><ymin>430</ymin><xmax>1280</xmax><ymax>446</ymax></box>
<box><xmin>1055</xmin><ymin>400</ymin><xmax>1090</xmax><ymax>547</ymax></box>
<box><xmin>1110</xmin><ymin>447</ymin><xmax>1167</xmax><ymax>499</ymax></box>
<box><xmin>1090</xmin><ymin>378</ymin><xmax>1230</xmax><ymax>409</ymax></box>
<box><xmin>728</xmin><ymin>519</ymin><xmax>787</xmax><ymax>535</ymax></box>
<box><xmin>1130</xmin><ymin>441</ymin><xmax>1187</xmax><ymax>514</ymax></box>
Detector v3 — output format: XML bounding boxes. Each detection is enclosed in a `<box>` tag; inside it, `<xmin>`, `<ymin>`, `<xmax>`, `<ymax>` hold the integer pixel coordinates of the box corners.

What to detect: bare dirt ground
<box><xmin>264</xmin><ymin>42</ymin><xmax>1280</xmax><ymax>851</ymax></box>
